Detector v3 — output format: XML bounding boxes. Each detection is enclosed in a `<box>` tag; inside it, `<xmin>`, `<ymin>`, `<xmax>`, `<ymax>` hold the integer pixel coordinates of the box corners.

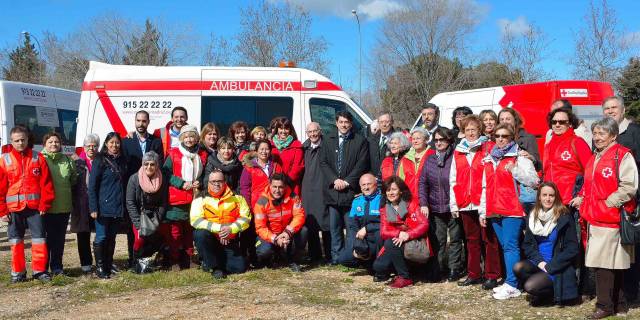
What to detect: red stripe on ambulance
<box><xmin>82</xmin><ymin>80</ymin><xmax>341</xmax><ymax>91</ymax></box>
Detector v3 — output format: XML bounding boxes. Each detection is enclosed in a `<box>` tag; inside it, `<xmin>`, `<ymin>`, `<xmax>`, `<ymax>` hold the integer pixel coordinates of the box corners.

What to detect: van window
<box><xmin>201</xmin><ymin>97</ymin><xmax>293</xmax><ymax>135</ymax></box>
<box><xmin>13</xmin><ymin>105</ymin><xmax>77</xmax><ymax>145</ymax></box>
<box><xmin>309</xmin><ymin>98</ymin><xmax>366</xmax><ymax>135</ymax></box>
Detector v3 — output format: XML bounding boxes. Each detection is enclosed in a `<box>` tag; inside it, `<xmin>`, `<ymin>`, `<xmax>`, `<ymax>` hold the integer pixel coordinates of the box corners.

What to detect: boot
<box><xmin>93</xmin><ymin>242</ymin><xmax>109</xmax><ymax>279</ymax></box>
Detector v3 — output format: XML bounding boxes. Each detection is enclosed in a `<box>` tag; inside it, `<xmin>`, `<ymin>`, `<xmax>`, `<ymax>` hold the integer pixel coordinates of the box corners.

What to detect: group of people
<box><xmin>2</xmin><ymin>96</ymin><xmax>640</xmax><ymax>319</ymax></box>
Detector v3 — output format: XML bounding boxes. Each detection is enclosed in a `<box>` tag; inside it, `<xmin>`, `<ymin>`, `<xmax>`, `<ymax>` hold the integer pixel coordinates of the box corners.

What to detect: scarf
<box><xmin>216</xmin><ymin>151</ymin><xmax>235</xmax><ymax>166</ymax></box>
<box><xmin>273</xmin><ymin>135</ymin><xmax>294</xmax><ymax>151</ymax></box>
<box><xmin>385</xmin><ymin>200</ymin><xmax>408</xmax><ymax>222</ymax></box>
<box><xmin>79</xmin><ymin>151</ymin><xmax>93</xmax><ymax>172</ymax></box>
<box><xmin>436</xmin><ymin>145</ymin><xmax>453</xmax><ymax>167</ymax></box>
<box><xmin>529</xmin><ymin>208</ymin><xmax>558</xmax><ymax>237</ymax></box>
<box><xmin>490</xmin><ymin>141</ymin><xmax>517</xmax><ymax>162</ymax></box>
<box><xmin>138</xmin><ymin>166</ymin><xmax>162</xmax><ymax>194</ymax></box>
<box><xmin>455</xmin><ymin>136</ymin><xmax>488</xmax><ymax>153</ymax></box>
<box><xmin>178</xmin><ymin>144</ymin><xmax>203</xmax><ymax>182</ymax></box>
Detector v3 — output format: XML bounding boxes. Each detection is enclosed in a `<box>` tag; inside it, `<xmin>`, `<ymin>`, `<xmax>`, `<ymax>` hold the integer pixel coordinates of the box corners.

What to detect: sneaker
<box><xmin>492</xmin><ymin>283</ymin><xmax>521</xmax><ymax>300</ymax></box>
<box><xmin>81</xmin><ymin>265</ymin><xmax>92</xmax><ymax>273</ymax></box>
<box><xmin>493</xmin><ymin>283</ymin><xmax>506</xmax><ymax>293</ymax></box>
<box><xmin>212</xmin><ymin>270</ymin><xmax>226</xmax><ymax>279</ymax></box>
<box><xmin>389</xmin><ymin>276</ymin><xmax>413</xmax><ymax>288</ymax></box>
<box><xmin>110</xmin><ymin>264</ymin><xmax>120</xmax><ymax>274</ymax></box>
<box><xmin>33</xmin><ymin>272</ymin><xmax>52</xmax><ymax>283</ymax></box>
<box><xmin>289</xmin><ymin>263</ymin><xmax>302</xmax><ymax>273</ymax></box>
<box><xmin>10</xmin><ymin>273</ymin><xmax>27</xmax><ymax>284</ymax></box>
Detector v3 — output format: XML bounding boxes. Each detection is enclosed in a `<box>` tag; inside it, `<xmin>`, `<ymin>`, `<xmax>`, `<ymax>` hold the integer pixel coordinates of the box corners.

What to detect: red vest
<box><xmin>168</xmin><ymin>148</ymin><xmax>208</xmax><ymax>205</ymax></box>
<box><xmin>245</xmin><ymin>161</ymin><xmax>283</xmax><ymax>208</ymax></box>
<box><xmin>453</xmin><ymin>147</ymin><xmax>486</xmax><ymax>209</ymax></box>
<box><xmin>543</xmin><ymin>133</ymin><xmax>586</xmax><ymax>204</ymax></box>
<box><xmin>581</xmin><ymin>144</ymin><xmax>636</xmax><ymax>228</ymax></box>
<box><xmin>485</xmin><ymin>157</ymin><xmax>525</xmax><ymax>217</ymax></box>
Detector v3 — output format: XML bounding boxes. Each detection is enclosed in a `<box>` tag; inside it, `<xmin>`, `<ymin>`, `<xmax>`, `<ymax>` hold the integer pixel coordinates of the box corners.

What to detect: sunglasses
<box><xmin>494</xmin><ymin>134</ymin><xmax>512</xmax><ymax>139</ymax></box>
<box><xmin>551</xmin><ymin>120</ymin><xmax>570</xmax><ymax>125</ymax></box>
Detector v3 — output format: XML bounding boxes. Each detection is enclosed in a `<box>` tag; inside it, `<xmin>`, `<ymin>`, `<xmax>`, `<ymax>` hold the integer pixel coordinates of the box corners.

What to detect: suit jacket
<box><xmin>367</xmin><ymin>128</ymin><xmax>398</xmax><ymax>177</ymax></box>
<box><xmin>122</xmin><ymin>132</ymin><xmax>164</xmax><ymax>179</ymax></box>
<box><xmin>319</xmin><ymin>129</ymin><xmax>370</xmax><ymax>207</ymax></box>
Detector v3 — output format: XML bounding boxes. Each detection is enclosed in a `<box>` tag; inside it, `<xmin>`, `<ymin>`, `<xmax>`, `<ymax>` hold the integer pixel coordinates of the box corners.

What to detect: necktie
<box><xmin>337</xmin><ymin>135</ymin><xmax>346</xmax><ymax>173</ymax></box>
<box><xmin>380</xmin><ymin>135</ymin><xmax>387</xmax><ymax>152</ymax></box>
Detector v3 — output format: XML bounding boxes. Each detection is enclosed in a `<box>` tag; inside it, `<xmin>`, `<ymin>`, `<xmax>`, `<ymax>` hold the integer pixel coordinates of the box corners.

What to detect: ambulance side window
<box><xmin>13</xmin><ymin>105</ymin><xmax>77</xmax><ymax>145</ymax></box>
<box><xmin>309</xmin><ymin>98</ymin><xmax>366</xmax><ymax>135</ymax></box>
<box><xmin>201</xmin><ymin>97</ymin><xmax>293</xmax><ymax>134</ymax></box>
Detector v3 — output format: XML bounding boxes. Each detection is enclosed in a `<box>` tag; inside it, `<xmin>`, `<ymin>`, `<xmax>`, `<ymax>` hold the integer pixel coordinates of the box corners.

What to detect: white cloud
<box><xmin>623</xmin><ymin>31</ymin><xmax>640</xmax><ymax>46</ymax></box>
<box><xmin>267</xmin><ymin>0</ymin><xmax>404</xmax><ymax>20</ymax></box>
<box><xmin>497</xmin><ymin>16</ymin><xmax>531</xmax><ymax>36</ymax></box>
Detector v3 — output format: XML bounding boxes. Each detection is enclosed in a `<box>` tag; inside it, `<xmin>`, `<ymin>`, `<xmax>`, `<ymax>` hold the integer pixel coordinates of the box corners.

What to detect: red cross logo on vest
<box><xmin>561</xmin><ymin>150</ymin><xmax>571</xmax><ymax>161</ymax></box>
<box><xmin>602</xmin><ymin>167</ymin><xmax>613</xmax><ymax>178</ymax></box>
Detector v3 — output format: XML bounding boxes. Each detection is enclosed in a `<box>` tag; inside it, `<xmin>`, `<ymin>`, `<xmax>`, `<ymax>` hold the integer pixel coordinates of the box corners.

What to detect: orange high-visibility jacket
<box><xmin>253</xmin><ymin>186</ymin><xmax>305</xmax><ymax>243</ymax></box>
<box><xmin>0</xmin><ymin>148</ymin><xmax>55</xmax><ymax>216</ymax></box>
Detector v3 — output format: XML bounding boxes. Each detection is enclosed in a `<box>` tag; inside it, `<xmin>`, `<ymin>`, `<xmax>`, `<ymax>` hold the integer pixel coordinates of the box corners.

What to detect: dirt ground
<box><xmin>0</xmin><ymin>223</ymin><xmax>636</xmax><ymax>320</ymax></box>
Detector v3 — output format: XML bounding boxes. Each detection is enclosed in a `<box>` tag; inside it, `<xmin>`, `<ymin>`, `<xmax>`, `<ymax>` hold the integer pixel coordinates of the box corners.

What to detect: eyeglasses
<box><xmin>433</xmin><ymin>138</ymin><xmax>448</xmax><ymax>143</ymax></box>
<box><xmin>143</xmin><ymin>163</ymin><xmax>156</xmax><ymax>167</ymax></box>
<box><xmin>551</xmin><ymin>120</ymin><xmax>570</xmax><ymax>125</ymax></box>
<box><xmin>84</xmin><ymin>145</ymin><xmax>97</xmax><ymax>149</ymax></box>
<box><xmin>208</xmin><ymin>180</ymin><xmax>225</xmax><ymax>185</ymax></box>
<box><xmin>494</xmin><ymin>134</ymin><xmax>512</xmax><ymax>139</ymax></box>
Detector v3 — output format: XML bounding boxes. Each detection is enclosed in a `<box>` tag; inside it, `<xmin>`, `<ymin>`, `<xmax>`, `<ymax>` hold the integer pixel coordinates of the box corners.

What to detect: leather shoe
<box><xmin>482</xmin><ymin>279</ymin><xmax>499</xmax><ymax>290</ymax></box>
<box><xmin>447</xmin><ymin>270</ymin><xmax>463</xmax><ymax>282</ymax></box>
<box><xmin>458</xmin><ymin>277</ymin><xmax>483</xmax><ymax>286</ymax></box>
<box><xmin>586</xmin><ymin>308</ymin><xmax>613</xmax><ymax>319</ymax></box>
<box><xmin>373</xmin><ymin>274</ymin><xmax>390</xmax><ymax>282</ymax></box>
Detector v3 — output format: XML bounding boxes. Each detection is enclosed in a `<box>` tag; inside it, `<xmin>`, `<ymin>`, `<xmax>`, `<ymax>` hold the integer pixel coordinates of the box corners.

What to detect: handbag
<box><xmin>403</xmin><ymin>238</ymin><xmax>430</xmax><ymax>263</ymax></box>
<box><xmin>614</xmin><ymin>149</ymin><xmax>640</xmax><ymax>245</ymax></box>
<box><xmin>139</xmin><ymin>210</ymin><xmax>160</xmax><ymax>237</ymax></box>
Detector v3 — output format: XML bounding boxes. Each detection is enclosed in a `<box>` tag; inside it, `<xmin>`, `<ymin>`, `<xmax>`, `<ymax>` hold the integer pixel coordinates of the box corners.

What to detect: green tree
<box><xmin>617</xmin><ymin>57</ymin><xmax>640</xmax><ymax>122</ymax></box>
<box><xmin>123</xmin><ymin>19</ymin><xmax>168</xmax><ymax>66</ymax></box>
<box><xmin>2</xmin><ymin>34</ymin><xmax>46</xmax><ymax>84</ymax></box>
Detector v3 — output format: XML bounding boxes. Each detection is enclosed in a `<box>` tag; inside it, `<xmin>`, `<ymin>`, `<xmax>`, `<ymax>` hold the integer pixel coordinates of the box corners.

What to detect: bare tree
<box><xmin>203</xmin><ymin>33</ymin><xmax>234</xmax><ymax>66</ymax></box>
<box><xmin>498</xmin><ymin>22</ymin><xmax>550</xmax><ymax>83</ymax></box>
<box><xmin>571</xmin><ymin>0</ymin><xmax>637</xmax><ymax>83</ymax></box>
<box><xmin>236</xmin><ymin>0</ymin><xmax>329</xmax><ymax>73</ymax></box>
<box><xmin>370</xmin><ymin>0</ymin><xmax>483</xmax><ymax>126</ymax></box>
<box><xmin>41</xmin><ymin>32</ymin><xmax>89</xmax><ymax>90</ymax></box>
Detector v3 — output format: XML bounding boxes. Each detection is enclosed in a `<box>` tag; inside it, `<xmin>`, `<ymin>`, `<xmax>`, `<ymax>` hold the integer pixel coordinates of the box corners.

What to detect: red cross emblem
<box><xmin>602</xmin><ymin>167</ymin><xmax>613</xmax><ymax>178</ymax></box>
<box><xmin>561</xmin><ymin>150</ymin><xmax>571</xmax><ymax>161</ymax></box>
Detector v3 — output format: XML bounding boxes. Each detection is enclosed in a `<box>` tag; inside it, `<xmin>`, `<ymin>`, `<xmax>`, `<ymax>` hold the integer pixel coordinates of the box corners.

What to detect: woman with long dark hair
<box><xmin>88</xmin><ymin>132</ymin><xmax>128</xmax><ymax>279</ymax></box>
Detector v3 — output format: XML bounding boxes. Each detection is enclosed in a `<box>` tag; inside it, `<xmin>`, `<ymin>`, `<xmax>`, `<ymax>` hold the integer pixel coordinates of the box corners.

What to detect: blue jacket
<box><xmin>348</xmin><ymin>191</ymin><xmax>381</xmax><ymax>234</ymax></box>
<box><xmin>88</xmin><ymin>154</ymin><xmax>128</xmax><ymax>218</ymax></box>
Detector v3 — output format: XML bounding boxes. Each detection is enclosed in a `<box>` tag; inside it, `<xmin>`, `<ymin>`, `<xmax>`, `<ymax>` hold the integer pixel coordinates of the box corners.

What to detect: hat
<box><xmin>179</xmin><ymin>125</ymin><xmax>199</xmax><ymax>138</ymax></box>
<box><xmin>352</xmin><ymin>238</ymin><xmax>371</xmax><ymax>260</ymax></box>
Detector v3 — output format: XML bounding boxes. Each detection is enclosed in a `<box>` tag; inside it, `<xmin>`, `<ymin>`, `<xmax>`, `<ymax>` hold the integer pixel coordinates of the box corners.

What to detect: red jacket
<box><xmin>484</xmin><ymin>156</ymin><xmax>525</xmax><ymax>217</ymax></box>
<box><xmin>452</xmin><ymin>145</ymin><xmax>489</xmax><ymax>209</ymax></box>
<box><xmin>240</xmin><ymin>156</ymin><xmax>283</xmax><ymax>208</ymax></box>
<box><xmin>379</xmin><ymin>201</ymin><xmax>429</xmax><ymax>240</ymax></box>
<box><xmin>0</xmin><ymin>148</ymin><xmax>55</xmax><ymax>216</ymax></box>
<box><xmin>380</xmin><ymin>156</ymin><xmax>400</xmax><ymax>181</ymax></box>
<box><xmin>580</xmin><ymin>144</ymin><xmax>636</xmax><ymax>228</ymax></box>
<box><xmin>543</xmin><ymin>128</ymin><xmax>591</xmax><ymax>204</ymax></box>
<box><xmin>253</xmin><ymin>186</ymin><xmax>305</xmax><ymax>243</ymax></box>
<box><xmin>400</xmin><ymin>149</ymin><xmax>435</xmax><ymax>206</ymax></box>
<box><xmin>167</xmin><ymin>147</ymin><xmax>208</xmax><ymax>206</ymax></box>
<box><xmin>154</xmin><ymin>121</ymin><xmax>175</xmax><ymax>157</ymax></box>
<box><xmin>271</xmin><ymin>139</ymin><xmax>304</xmax><ymax>194</ymax></box>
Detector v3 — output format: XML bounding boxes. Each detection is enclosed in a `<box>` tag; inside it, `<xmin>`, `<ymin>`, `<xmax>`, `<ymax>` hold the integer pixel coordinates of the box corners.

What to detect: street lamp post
<box><xmin>351</xmin><ymin>10</ymin><xmax>362</xmax><ymax>105</ymax></box>
<box><xmin>21</xmin><ymin>31</ymin><xmax>42</xmax><ymax>54</ymax></box>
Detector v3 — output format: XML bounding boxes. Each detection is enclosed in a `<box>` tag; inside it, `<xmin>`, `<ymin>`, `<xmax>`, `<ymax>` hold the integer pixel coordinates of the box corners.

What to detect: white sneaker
<box><xmin>492</xmin><ymin>283</ymin><xmax>521</xmax><ymax>300</ymax></box>
<box><xmin>81</xmin><ymin>265</ymin><xmax>92</xmax><ymax>273</ymax></box>
<box><xmin>492</xmin><ymin>283</ymin><xmax>506</xmax><ymax>293</ymax></box>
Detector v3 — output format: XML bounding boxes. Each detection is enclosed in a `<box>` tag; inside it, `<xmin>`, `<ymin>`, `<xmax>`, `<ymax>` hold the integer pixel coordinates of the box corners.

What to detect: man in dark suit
<box><xmin>320</xmin><ymin>111</ymin><xmax>370</xmax><ymax>264</ymax></box>
<box><xmin>122</xmin><ymin>110</ymin><xmax>165</xmax><ymax>179</ymax></box>
<box><xmin>368</xmin><ymin>113</ymin><xmax>398</xmax><ymax>177</ymax></box>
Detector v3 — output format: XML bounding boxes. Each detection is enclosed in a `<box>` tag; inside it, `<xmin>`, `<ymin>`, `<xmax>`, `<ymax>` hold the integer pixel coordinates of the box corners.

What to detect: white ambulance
<box><xmin>76</xmin><ymin>61</ymin><xmax>373</xmax><ymax>146</ymax></box>
<box><xmin>0</xmin><ymin>80</ymin><xmax>80</xmax><ymax>153</ymax></box>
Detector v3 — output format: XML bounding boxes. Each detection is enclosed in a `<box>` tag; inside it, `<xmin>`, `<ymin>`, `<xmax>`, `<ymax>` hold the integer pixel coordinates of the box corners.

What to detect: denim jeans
<box><xmin>491</xmin><ymin>216</ymin><xmax>524</xmax><ymax>288</ymax></box>
<box><xmin>256</xmin><ymin>226</ymin><xmax>308</xmax><ymax>263</ymax></box>
<box><xmin>328</xmin><ymin>206</ymin><xmax>350</xmax><ymax>263</ymax></box>
<box><xmin>193</xmin><ymin>229</ymin><xmax>246</xmax><ymax>274</ymax></box>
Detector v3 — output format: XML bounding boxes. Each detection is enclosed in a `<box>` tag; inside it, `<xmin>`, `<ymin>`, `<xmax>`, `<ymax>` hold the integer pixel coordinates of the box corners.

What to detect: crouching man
<box><xmin>254</xmin><ymin>173</ymin><xmax>307</xmax><ymax>272</ymax></box>
<box><xmin>338</xmin><ymin>173</ymin><xmax>382</xmax><ymax>268</ymax></box>
<box><xmin>191</xmin><ymin>170</ymin><xmax>251</xmax><ymax>279</ymax></box>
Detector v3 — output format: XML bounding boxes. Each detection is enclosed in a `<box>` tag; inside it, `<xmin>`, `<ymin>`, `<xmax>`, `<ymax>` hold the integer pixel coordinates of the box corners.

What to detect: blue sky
<box><xmin>1</xmin><ymin>0</ymin><xmax>639</xmax><ymax>93</ymax></box>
